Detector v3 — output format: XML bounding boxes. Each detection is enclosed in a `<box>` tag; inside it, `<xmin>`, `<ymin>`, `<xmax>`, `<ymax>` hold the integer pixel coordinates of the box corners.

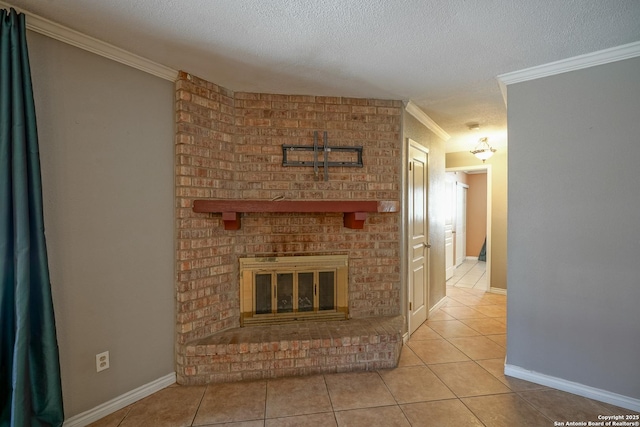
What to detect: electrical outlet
<box><xmin>96</xmin><ymin>351</ymin><xmax>109</xmax><ymax>372</ymax></box>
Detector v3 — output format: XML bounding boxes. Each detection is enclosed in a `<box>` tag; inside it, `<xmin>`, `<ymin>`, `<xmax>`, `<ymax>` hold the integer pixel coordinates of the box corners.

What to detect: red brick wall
<box><xmin>175</xmin><ymin>71</ymin><xmax>402</xmax><ymax>370</ymax></box>
<box><xmin>175</xmin><ymin>72</ymin><xmax>238</xmax><ymax>346</ymax></box>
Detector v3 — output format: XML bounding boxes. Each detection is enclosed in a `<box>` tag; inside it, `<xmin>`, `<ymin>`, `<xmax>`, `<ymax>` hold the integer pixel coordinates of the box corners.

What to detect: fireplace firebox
<box><xmin>239</xmin><ymin>255</ymin><xmax>348</xmax><ymax>326</ymax></box>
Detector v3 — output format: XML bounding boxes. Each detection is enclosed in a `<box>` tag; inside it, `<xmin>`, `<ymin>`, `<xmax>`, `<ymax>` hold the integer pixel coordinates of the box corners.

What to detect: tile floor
<box><xmin>447</xmin><ymin>258</ymin><xmax>487</xmax><ymax>290</ymax></box>
<box><xmin>89</xmin><ymin>260</ymin><xmax>636</xmax><ymax>426</ymax></box>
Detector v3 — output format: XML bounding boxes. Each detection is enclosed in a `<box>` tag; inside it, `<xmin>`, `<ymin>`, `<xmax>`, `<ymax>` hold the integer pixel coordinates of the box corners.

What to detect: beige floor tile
<box><xmin>465</xmin><ymin>266</ymin><xmax>482</xmax><ymax>275</ymax></box>
<box><xmin>379</xmin><ymin>365</ymin><xmax>455</xmax><ymax>404</ymax></box>
<box><xmin>119</xmin><ymin>385</ymin><xmax>206</xmax><ymax>427</ymax></box>
<box><xmin>461</xmin><ymin>393</ymin><xmax>552</xmax><ymax>426</ymax></box>
<box><xmin>401</xmin><ymin>399</ymin><xmax>485</xmax><ymax>427</ymax></box>
<box><xmin>334</xmin><ymin>405</ymin><xmax>410</xmax><ymax>427</ymax></box>
<box><xmin>459</xmin><ymin>270</ymin><xmax>483</xmax><ymax>278</ymax></box>
<box><xmin>461</xmin><ymin>318</ymin><xmax>507</xmax><ymax>335</ymax></box>
<box><xmin>429</xmin><ymin>361</ymin><xmax>511</xmax><ymax>397</ymax></box>
<box><xmin>397</xmin><ymin>345</ymin><xmax>424</xmax><ymax>367</ymax></box>
<box><xmin>447</xmin><ymin>290</ymin><xmax>482</xmax><ymax>305</ymax></box>
<box><xmin>427</xmin><ymin>310</ymin><xmax>454</xmax><ymax>321</ymax></box>
<box><xmin>409</xmin><ymin>324</ymin><xmax>441</xmax><ymax>340</ymax></box>
<box><xmin>597</xmin><ymin>401</ymin><xmax>640</xmax><ymax>416</ymax></box>
<box><xmin>455</xmin><ymin>277</ymin><xmax>483</xmax><ymax>287</ymax></box>
<box><xmin>87</xmin><ymin>405</ymin><xmax>131</xmax><ymax>427</ymax></box>
<box><xmin>478</xmin><ymin>293</ymin><xmax>507</xmax><ymax>305</ymax></box>
<box><xmin>207</xmin><ymin>421</ymin><xmax>265</xmax><ymax>427</ymax></box>
<box><xmin>447</xmin><ymin>336</ymin><xmax>506</xmax><ymax>360</ymax></box>
<box><xmin>324</xmin><ymin>371</ymin><xmax>396</xmax><ymax>411</ymax></box>
<box><xmin>407</xmin><ymin>338</ymin><xmax>470</xmax><ymax>365</ymax></box>
<box><xmin>425</xmin><ymin>320</ymin><xmax>481</xmax><ymax>338</ymax></box>
<box><xmin>473</xmin><ymin>304</ymin><xmax>507</xmax><ymax>317</ymax></box>
<box><xmin>440</xmin><ymin>306</ymin><xmax>487</xmax><ymax>319</ymax></box>
<box><xmin>449</xmin><ymin>295</ymin><xmax>491</xmax><ymax>306</ymax></box>
<box><xmin>518</xmin><ymin>389</ymin><xmax>622</xmax><ymax>422</ymax></box>
<box><xmin>445</xmin><ymin>287</ymin><xmax>472</xmax><ymax>297</ymax></box>
<box><xmin>441</xmin><ymin>298</ymin><xmax>466</xmax><ymax>307</ymax></box>
<box><xmin>452</xmin><ymin>281</ymin><xmax>476</xmax><ymax>288</ymax></box>
<box><xmin>453</xmin><ymin>263</ymin><xmax>474</xmax><ymax>273</ymax></box>
<box><xmin>494</xmin><ymin>316</ymin><xmax>507</xmax><ymax>325</ymax></box>
<box><xmin>266</xmin><ymin>375</ymin><xmax>332</xmax><ymax>418</ymax></box>
<box><xmin>475</xmin><ymin>359</ymin><xmax>549</xmax><ymax>392</ymax></box>
<box><xmin>265</xmin><ymin>412</ymin><xmax>336</xmax><ymax>427</ymax></box>
<box><xmin>458</xmin><ymin>288</ymin><xmax>489</xmax><ymax>297</ymax></box>
<box><xmin>469</xmin><ymin>276</ymin><xmax>486</xmax><ymax>285</ymax></box>
<box><xmin>486</xmin><ymin>334</ymin><xmax>507</xmax><ymax>348</ymax></box>
<box><xmin>193</xmin><ymin>381</ymin><xmax>266</xmax><ymax>425</ymax></box>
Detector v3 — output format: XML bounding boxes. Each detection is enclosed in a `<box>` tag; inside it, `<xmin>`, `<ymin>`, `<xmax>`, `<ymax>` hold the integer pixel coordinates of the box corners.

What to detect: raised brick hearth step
<box><xmin>178</xmin><ymin>315</ymin><xmax>404</xmax><ymax>385</ymax></box>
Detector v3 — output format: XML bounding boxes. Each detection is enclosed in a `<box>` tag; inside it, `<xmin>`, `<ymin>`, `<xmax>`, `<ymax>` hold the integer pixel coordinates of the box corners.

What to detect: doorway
<box><xmin>445</xmin><ymin>175</ymin><xmax>469</xmax><ymax>278</ymax></box>
<box><xmin>455</xmin><ymin>181</ymin><xmax>469</xmax><ymax>267</ymax></box>
<box><xmin>445</xmin><ymin>165</ymin><xmax>492</xmax><ymax>291</ymax></box>
<box><xmin>407</xmin><ymin>140</ymin><xmax>429</xmax><ymax>335</ymax></box>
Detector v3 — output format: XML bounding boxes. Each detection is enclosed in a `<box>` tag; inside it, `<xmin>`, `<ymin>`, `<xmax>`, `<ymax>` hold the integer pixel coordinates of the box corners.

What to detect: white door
<box><xmin>455</xmin><ymin>183</ymin><xmax>468</xmax><ymax>266</ymax></box>
<box><xmin>408</xmin><ymin>142</ymin><xmax>429</xmax><ymax>335</ymax></box>
<box><xmin>445</xmin><ymin>179</ymin><xmax>455</xmax><ymax>280</ymax></box>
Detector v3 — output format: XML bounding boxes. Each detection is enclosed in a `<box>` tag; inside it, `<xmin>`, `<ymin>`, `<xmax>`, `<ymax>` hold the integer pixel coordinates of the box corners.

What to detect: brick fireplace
<box><xmin>175</xmin><ymin>71</ymin><xmax>403</xmax><ymax>384</ymax></box>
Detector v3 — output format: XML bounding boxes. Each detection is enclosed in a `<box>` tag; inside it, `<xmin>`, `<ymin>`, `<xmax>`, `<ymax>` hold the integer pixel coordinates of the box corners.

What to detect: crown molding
<box><xmin>404</xmin><ymin>101</ymin><xmax>450</xmax><ymax>141</ymax></box>
<box><xmin>497</xmin><ymin>79</ymin><xmax>508</xmax><ymax>107</ymax></box>
<box><xmin>498</xmin><ymin>40</ymin><xmax>640</xmax><ymax>86</ymax></box>
<box><xmin>1</xmin><ymin>2</ymin><xmax>178</xmax><ymax>81</ymax></box>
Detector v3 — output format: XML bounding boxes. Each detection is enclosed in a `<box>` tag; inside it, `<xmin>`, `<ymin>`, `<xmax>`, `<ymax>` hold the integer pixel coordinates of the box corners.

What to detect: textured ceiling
<box><xmin>7</xmin><ymin>0</ymin><xmax>640</xmax><ymax>152</ymax></box>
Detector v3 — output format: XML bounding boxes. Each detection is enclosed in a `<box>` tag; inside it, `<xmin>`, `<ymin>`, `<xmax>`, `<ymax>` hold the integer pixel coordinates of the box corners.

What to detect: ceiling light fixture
<box><xmin>470</xmin><ymin>137</ymin><xmax>496</xmax><ymax>162</ymax></box>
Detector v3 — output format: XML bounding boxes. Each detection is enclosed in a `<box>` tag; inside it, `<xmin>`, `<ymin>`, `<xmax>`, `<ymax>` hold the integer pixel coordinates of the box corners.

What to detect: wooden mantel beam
<box><xmin>192</xmin><ymin>200</ymin><xmax>399</xmax><ymax>230</ymax></box>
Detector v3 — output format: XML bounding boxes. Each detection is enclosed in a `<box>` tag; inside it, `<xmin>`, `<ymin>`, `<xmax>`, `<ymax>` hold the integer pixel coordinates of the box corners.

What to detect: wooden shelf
<box><xmin>192</xmin><ymin>200</ymin><xmax>399</xmax><ymax>230</ymax></box>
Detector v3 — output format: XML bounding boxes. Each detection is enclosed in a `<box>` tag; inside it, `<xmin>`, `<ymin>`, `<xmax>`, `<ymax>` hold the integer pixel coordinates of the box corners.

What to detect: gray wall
<box><xmin>506</xmin><ymin>56</ymin><xmax>640</xmax><ymax>400</ymax></box>
<box><xmin>28</xmin><ymin>32</ymin><xmax>175</xmax><ymax>417</ymax></box>
<box><xmin>403</xmin><ymin>112</ymin><xmax>447</xmax><ymax>310</ymax></box>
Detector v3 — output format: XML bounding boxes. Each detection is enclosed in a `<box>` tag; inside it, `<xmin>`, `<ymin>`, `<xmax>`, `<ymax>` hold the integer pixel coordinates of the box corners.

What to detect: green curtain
<box><xmin>0</xmin><ymin>8</ymin><xmax>64</xmax><ymax>427</ymax></box>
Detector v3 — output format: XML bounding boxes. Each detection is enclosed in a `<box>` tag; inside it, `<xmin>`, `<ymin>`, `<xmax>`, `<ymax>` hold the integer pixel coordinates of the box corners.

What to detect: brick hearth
<box><xmin>182</xmin><ymin>316</ymin><xmax>403</xmax><ymax>384</ymax></box>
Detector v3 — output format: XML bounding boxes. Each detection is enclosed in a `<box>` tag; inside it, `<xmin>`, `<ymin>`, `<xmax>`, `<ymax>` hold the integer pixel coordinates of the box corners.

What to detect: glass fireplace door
<box><xmin>297</xmin><ymin>272</ymin><xmax>314</xmax><ymax>312</ymax></box>
<box><xmin>276</xmin><ymin>273</ymin><xmax>294</xmax><ymax>313</ymax></box>
<box><xmin>254</xmin><ymin>273</ymin><xmax>272</xmax><ymax>315</ymax></box>
<box><xmin>240</xmin><ymin>255</ymin><xmax>348</xmax><ymax>326</ymax></box>
<box><xmin>255</xmin><ymin>270</ymin><xmax>337</xmax><ymax>316</ymax></box>
<box><xmin>318</xmin><ymin>271</ymin><xmax>336</xmax><ymax>311</ymax></box>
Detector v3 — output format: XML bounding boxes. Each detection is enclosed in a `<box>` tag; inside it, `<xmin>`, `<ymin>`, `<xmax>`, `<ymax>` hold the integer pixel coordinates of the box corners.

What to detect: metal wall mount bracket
<box><xmin>282</xmin><ymin>131</ymin><xmax>363</xmax><ymax>181</ymax></box>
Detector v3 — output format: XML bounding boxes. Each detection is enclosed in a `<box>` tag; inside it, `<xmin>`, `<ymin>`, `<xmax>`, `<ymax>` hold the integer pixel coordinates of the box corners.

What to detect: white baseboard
<box><xmin>429</xmin><ymin>296</ymin><xmax>448</xmax><ymax>314</ymax></box>
<box><xmin>490</xmin><ymin>287</ymin><xmax>507</xmax><ymax>295</ymax></box>
<box><xmin>402</xmin><ymin>331</ymin><xmax>409</xmax><ymax>344</ymax></box>
<box><xmin>63</xmin><ymin>372</ymin><xmax>176</xmax><ymax>427</ymax></box>
<box><xmin>504</xmin><ymin>364</ymin><xmax>640</xmax><ymax>412</ymax></box>
<box><xmin>465</xmin><ymin>256</ymin><xmax>479</xmax><ymax>261</ymax></box>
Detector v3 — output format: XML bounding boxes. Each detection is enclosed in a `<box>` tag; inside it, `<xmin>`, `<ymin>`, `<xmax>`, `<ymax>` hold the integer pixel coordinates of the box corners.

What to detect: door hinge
<box><xmin>409</xmin><ymin>302</ymin><xmax>412</xmax><ymax>311</ymax></box>
<box><xmin>409</xmin><ymin>161</ymin><xmax>412</xmax><ymax>171</ymax></box>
